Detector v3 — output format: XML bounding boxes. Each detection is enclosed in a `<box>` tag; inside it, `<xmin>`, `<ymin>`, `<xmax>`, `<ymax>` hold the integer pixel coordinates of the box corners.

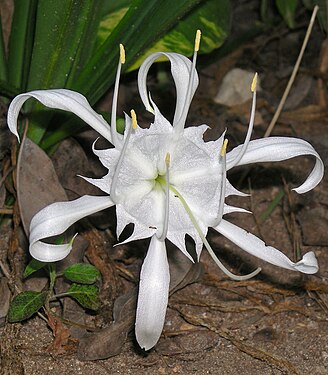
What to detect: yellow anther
<box><xmin>251</xmin><ymin>72</ymin><xmax>258</xmax><ymax>93</ymax></box>
<box><xmin>220</xmin><ymin>139</ymin><xmax>228</xmax><ymax>157</ymax></box>
<box><xmin>194</xmin><ymin>29</ymin><xmax>201</xmax><ymax>52</ymax></box>
<box><xmin>165</xmin><ymin>152</ymin><xmax>171</xmax><ymax>167</ymax></box>
<box><xmin>130</xmin><ymin>109</ymin><xmax>137</xmax><ymax>129</ymax></box>
<box><xmin>119</xmin><ymin>44</ymin><xmax>125</xmax><ymax>64</ymax></box>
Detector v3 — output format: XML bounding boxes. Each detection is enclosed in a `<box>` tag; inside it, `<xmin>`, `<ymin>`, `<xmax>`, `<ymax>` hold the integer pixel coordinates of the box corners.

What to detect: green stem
<box><xmin>45</xmin><ymin>263</ymin><xmax>57</xmax><ymax>312</ymax></box>
<box><xmin>52</xmin><ymin>292</ymin><xmax>71</xmax><ymax>300</ymax></box>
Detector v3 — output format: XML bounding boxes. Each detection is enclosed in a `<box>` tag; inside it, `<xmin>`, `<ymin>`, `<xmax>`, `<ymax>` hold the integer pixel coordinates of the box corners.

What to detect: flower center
<box><xmin>154</xmin><ymin>174</ymin><xmax>168</xmax><ymax>189</ymax></box>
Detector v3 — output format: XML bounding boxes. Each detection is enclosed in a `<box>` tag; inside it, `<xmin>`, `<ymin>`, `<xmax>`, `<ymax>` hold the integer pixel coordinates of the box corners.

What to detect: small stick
<box><xmin>0</xmin><ymin>208</ymin><xmax>13</xmax><ymax>215</ymax></box>
<box><xmin>264</xmin><ymin>5</ymin><xmax>319</xmax><ymax>137</ymax></box>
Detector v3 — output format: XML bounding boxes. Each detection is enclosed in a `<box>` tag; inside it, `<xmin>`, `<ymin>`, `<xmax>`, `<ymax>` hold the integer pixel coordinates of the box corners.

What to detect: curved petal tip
<box><xmin>294</xmin><ymin>251</ymin><xmax>318</xmax><ymax>274</ymax></box>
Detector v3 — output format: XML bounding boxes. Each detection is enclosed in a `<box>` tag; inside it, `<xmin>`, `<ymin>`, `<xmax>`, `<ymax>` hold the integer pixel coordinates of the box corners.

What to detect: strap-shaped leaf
<box><xmin>26</xmin><ymin>0</ymin><xmax>103</xmax><ymax>143</ymax></box>
<box><xmin>7</xmin><ymin>0</ymin><xmax>38</xmax><ymax>91</ymax></box>
<box><xmin>71</xmin><ymin>0</ymin><xmax>205</xmax><ymax>104</ymax></box>
<box><xmin>129</xmin><ymin>0</ymin><xmax>231</xmax><ymax>70</ymax></box>
<box><xmin>0</xmin><ymin>15</ymin><xmax>7</xmax><ymax>83</ymax></box>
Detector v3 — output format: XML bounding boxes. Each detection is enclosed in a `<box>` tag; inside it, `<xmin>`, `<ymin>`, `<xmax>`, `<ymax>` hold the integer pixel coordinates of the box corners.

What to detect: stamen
<box><xmin>251</xmin><ymin>72</ymin><xmax>257</xmax><ymax>93</ymax></box>
<box><xmin>110</xmin><ymin>110</ymin><xmax>135</xmax><ymax>202</ymax></box>
<box><xmin>111</xmin><ymin>44</ymin><xmax>126</xmax><ymax>147</ymax></box>
<box><xmin>174</xmin><ymin>29</ymin><xmax>201</xmax><ymax>133</ymax></box>
<box><xmin>131</xmin><ymin>109</ymin><xmax>138</xmax><ymax>129</ymax></box>
<box><xmin>228</xmin><ymin>72</ymin><xmax>258</xmax><ymax>169</ymax></box>
<box><xmin>220</xmin><ymin>139</ymin><xmax>228</xmax><ymax>157</ymax></box>
<box><xmin>158</xmin><ymin>153</ymin><xmax>171</xmax><ymax>241</ymax></box>
<box><xmin>170</xmin><ymin>184</ymin><xmax>261</xmax><ymax>280</ymax></box>
<box><xmin>194</xmin><ymin>29</ymin><xmax>201</xmax><ymax>52</ymax></box>
<box><xmin>119</xmin><ymin>43</ymin><xmax>125</xmax><ymax>64</ymax></box>
<box><xmin>212</xmin><ymin>139</ymin><xmax>228</xmax><ymax>227</ymax></box>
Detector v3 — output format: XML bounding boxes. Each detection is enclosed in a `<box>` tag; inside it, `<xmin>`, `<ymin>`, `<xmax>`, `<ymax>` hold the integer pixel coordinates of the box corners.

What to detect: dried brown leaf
<box><xmin>47</xmin><ymin>313</ymin><xmax>78</xmax><ymax>355</ymax></box>
<box><xmin>16</xmin><ymin>138</ymin><xmax>67</xmax><ymax>235</ymax></box>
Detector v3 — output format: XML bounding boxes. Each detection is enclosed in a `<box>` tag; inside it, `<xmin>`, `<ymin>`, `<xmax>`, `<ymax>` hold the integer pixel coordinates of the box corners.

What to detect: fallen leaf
<box><xmin>0</xmin><ymin>277</ymin><xmax>11</xmax><ymax>326</ymax></box>
<box><xmin>16</xmin><ymin>138</ymin><xmax>67</xmax><ymax>235</ymax></box>
<box><xmin>78</xmin><ymin>244</ymin><xmax>204</xmax><ymax>360</ymax></box>
<box><xmin>47</xmin><ymin>313</ymin><xmax>78</xmax><ymax>355</ymax></box>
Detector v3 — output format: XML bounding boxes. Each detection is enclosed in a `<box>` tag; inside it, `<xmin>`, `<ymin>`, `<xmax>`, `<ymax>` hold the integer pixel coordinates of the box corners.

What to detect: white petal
<box><xmin>214</xmin><ymin>219</ymin><xmax>318</xmax><ymax>274</ymax></box>
<box><xmin>80</xmin><ymin>174</ymin><xmax>112</xmax><ymax>195</ymax></box>
<box><xmin>223</xmin><ymin>204</ymin><xmax>251</xmax><ymax>215</ymax></box>
<box><xmin>30</xmin><ymin>195</ymin><xmax>114</xmax><ymax>262</ymax></box>
<box><xmin>7</xmin><ymin>89</ymin><xmax>112</xmax><ymax>142</ymax></box>
<box><xmin>135</xmin><ymin>236</ymin><xmax>170</xmax><ymax>350</ymax></box>
<box><xmin>137</xmin><ymin>52</ymin><xmax>198</xmax><ymax>126</ymax></box>
<box><xmin>227</xmin><ymin>137</ymin><xmax>324</xmax><ymax>193</ymax></box>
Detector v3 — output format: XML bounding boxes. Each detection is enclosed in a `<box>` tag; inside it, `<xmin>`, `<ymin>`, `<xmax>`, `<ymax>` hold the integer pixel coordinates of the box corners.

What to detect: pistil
<box><xmin>157</xmin><ymin>153</ymin><xmax>171</xmax><ymax>241</ymax></box>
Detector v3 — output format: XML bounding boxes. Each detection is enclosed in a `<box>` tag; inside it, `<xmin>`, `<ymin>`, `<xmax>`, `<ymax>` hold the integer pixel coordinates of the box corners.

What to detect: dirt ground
<box><xmin>1</xmin><ymin>1</ymin><xmax>328</xmax><ymax>374</ymax></box>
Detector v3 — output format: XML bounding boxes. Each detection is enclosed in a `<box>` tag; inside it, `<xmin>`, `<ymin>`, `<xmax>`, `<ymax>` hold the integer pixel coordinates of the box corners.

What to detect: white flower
<box><xmin>7</xmin><ymin>33</ymin><xmax>324</xmax><ymax>351</ymax></box>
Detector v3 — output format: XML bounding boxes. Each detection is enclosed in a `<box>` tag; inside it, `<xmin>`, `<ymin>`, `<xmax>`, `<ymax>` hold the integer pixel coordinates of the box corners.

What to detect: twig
<box><xmin>0</xmin><ymin>208</ymin><xmax>13</xmax><ymax>215</ymax></box>
<box><xmin>0</xmin><ymin>165</ymin><xmax>15</xmax><ymax>188</ymax></box>
<box><xmin>264</xmin><ymin>5</ymin><xmax>319</xmax><ymax>137</ymax></box>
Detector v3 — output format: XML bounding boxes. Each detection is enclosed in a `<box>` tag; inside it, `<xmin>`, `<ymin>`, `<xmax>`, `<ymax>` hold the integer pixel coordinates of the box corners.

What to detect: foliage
<box><xmin>274</xmin><ymin>0</ymin><xmax>327</xmax><ymax>30</ymax></box>
<box><xmin>8</xmin><ymin>260</ymin><xmax>101</xmax><ymax>323</ymax></box>
<box><xmin>0</xmin><ymin>0</ymin><xmax>231</xmax><ymax>148</ymax></box>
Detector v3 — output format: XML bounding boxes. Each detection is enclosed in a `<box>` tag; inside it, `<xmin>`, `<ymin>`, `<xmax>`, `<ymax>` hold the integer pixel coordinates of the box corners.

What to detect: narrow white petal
<box><xmin>227</xmin><ymin>137</ymin><xmax>324</xmax><ymax>193</ymax></box>
<box><xmin>214</xmin><ymin>219</ymin><xmax>318</xmax><ymax>274</ymax></box>
<box><xmin>7</xmin><ymin>89</ymin><xmax>112</xmax><ymax>142</ymax></box>
<box><xmin>137</xmin><ymin>52</ymin><xmax>198</xmax><ymax>126</ymax></box>
<box><xmin>30</xmin><ymin>195</ymin><xmax>114</xmax><ymax>262</ymax></box>
<box><xmin>135</xmin><ymin>236</ymin><xmax>170</xmax><ymax>350</ymax></box>
<box><xmin>223</xmin><ymin>204</ymin><xmax>251</xmax><ymax>215</ymax></box>
<box><xmin>79</xmin><ymin>174</ymin><xmax>112</xmax><ymax>195</ymax></box>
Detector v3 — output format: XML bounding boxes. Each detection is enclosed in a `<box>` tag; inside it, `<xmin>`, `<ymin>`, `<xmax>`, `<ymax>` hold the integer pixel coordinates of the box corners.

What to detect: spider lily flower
<box><xmin>7</xmin><ymin>32</ymin><xmax>324</xmax><ymax>351</ymax></box>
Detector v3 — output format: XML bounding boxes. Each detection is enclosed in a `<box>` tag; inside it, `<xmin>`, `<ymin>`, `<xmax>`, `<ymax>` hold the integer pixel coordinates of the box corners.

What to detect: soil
<box><xmin>1</xmin><ymin>1</ymin><xmax>328</xmax><ymax>374</ymax></box>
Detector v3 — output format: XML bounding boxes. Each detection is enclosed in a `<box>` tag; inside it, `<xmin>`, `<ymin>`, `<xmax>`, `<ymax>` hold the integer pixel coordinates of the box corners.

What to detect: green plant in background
<box><xmin>262</xmin><ymin>0</ymin><xmax>327</xmax><ymax>30</ymax></box>
<box><xmin>0</xmin><ymin>0</ymin><xmax>231</xmax><ymax>149</ymax></box>
<box><xmin>8</xmin><ymin>260</ymin><xmax>101</xmax><ymax>322</ymax></box>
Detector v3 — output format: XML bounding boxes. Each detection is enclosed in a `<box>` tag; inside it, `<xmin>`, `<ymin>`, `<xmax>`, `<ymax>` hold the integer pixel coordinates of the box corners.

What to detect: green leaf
<box><xmin>0</xmin><ymin>16</ymin><xmax>7</xmax><ymax>83</ymax></box>
<box><xmin>71</xmin><ymin>0</ymin><xmax>207</xmax><ymax>104</ymax></box>
<box><xmin>63</xmin><ymin>263</ymin><xmax>100</xmax><ymax>284</ymax></box>
<box><xmin>8</xmin><ymin>291</ymin><xmax>47</xmax><ymax>322</ymax></box>
<box><xmin>23</xmin><ymin>259</ymin><xmax>49</xmax><ymax>279</ymax></box>
<box><xmin>66</xmin><ymin>284</ymin><xmax>100</xmax><ymax>310</ymax></box>
<box><xmin>39</xmin><ymin>113</ymin><xmax>124</xmax><ymax>150</ymax></box>
<box><xmin>259</xmin><ymin>190</ymin><xmax>285</xmax><ymax>223</ymax></box>
<box><xmin>97</xmin><ymin>7</ymin><xmax>129</xmax><ymax>48</ymax></box>
<box><xmin>0</xmin><ymin>79</ymin><xmax>20</xmax><ymax>99</ymax></box>
<box><xmin>26</xmin><ymin>0</ymin><xmax>104</xmax><ymax>144</ymax></box>
<box><xmin>303</xmin><ymin>0</ymin><xmax>327</xmax><ymax>32</ymax></box>
<box><xmin>276</xmin><ymin>0</ymin><xmax>299</xmax><ymax>28</ymax></box>
<box><xmin>7</xmin><ymin>0</ymin><xmax>38</xmax><ymax>90</ymax></box>
<box><xmin>127</xmin><ymin>0</ymin><xmax>231</xmax><ymax>71</ymax></box>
